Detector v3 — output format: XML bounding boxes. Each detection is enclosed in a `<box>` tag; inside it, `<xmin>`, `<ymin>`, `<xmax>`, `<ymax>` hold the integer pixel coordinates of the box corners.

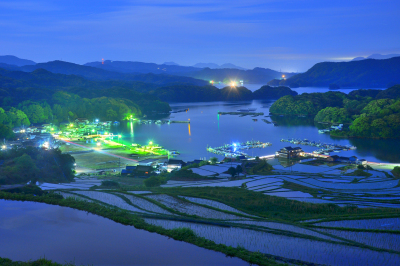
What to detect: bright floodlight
<box><xmin>149</xmin><ymin>141</ymin><xmax>153</xmax><ymax>145</ymax></box>
<box><xmin>1</xmin><ymin>145</ymin><xmax>6</xmax><ymax>149</ymax></box>
<box><xmin>95</xmin><ymin>119</ymin><xmax>99</xmax><ymax>122</ymax></box>
<box><xmin>97</xmin><ymin>142</ymin><xmax>101</xmax><ymax>146</ymax></box>
<box><xmin>233</xmin><ymin>143</ymin><xmax>237</xmax><ymax>146</ymax></box>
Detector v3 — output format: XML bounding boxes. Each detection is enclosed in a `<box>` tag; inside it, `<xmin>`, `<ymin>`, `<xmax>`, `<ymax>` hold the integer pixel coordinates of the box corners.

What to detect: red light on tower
<box><xmin>102</xmin><ymin>58</ymin><xmax>104</xmax><ymax>65</ymax></box>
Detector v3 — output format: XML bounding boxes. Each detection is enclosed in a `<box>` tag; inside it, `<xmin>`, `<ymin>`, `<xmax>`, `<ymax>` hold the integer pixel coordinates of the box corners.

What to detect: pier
<box><xmin>280</xmin><ymin>138</ymin><xmax>356</xmax><ymax>155</ymax></box>
<box><xmin>218</xmin><ymin>112</ymin><xmax>264</xmax><ymax>116</ymax></box>
<box><xmin>207</xmin><ymin>141</ymin><xmax>272</xmax><ymax>158</ymax></box>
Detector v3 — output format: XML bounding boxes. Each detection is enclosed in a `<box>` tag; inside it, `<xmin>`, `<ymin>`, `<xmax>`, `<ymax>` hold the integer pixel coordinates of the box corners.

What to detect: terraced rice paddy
<box><xmin>316</xmin><ymin>218</ymin><xmax>400</xmax><ymax>230</ymax></box>
<box><xmin>57</xmin><ymin>192</ymin><xmax>95</xmax><ymax>203</ymax></box>
<box><xmin>179</xmin><ymin>196</ymin><xmax>252</xmax><ymax>216</ymax></box>
<box><xmin>230</xmin><ymin>220</ymin><xmax>339</xmax><ymax>241</ymax></box>
<box><xmin>73</xmin><ymin>191</ymin><xmax>149</xmax><ymax>213</ymax></box>
<box><xmin>127</xmin><ymin>191</ymin><xmax>152</xmax><ymax>194</ymax></box>
<box><xmin>116</xmin><ymin>193</ymin><xmax>172</xmax><ymax>215</ymax></box>
<box><xmin>145</xmin><ymin>219</ymin><xmax>400</xmax><ymax>266</ymax></box>
<box><xmin>317</xmin><ymin>229</ymin><xmax>400</xmax><ymax>252</ymax></box>
<box><xmin>145</xmin><ymin>194</ymin><xmax>244</xmax><ymax>220</ymax></box>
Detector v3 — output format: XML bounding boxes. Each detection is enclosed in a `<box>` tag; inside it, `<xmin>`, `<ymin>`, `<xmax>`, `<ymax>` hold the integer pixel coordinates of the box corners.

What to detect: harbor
<box><xmin>207</xmin><ymin>141</ymin><xmax>272</xmax><ymax>158</ymax></box>
<box><xmin>138</xmin><ymin>119</ymin><xmax>190</xmax><ymax>125</ymax></box>
<box><xmin>280</xmin><ymin>138</ymin><xmax>356</xmax><ymax>155</ymax></box>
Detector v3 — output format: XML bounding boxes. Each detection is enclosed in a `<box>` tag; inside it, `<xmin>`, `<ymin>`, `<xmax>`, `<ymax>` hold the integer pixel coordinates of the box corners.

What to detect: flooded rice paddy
<box><xmin>145</xmin><ymin>219</ymin><xmax>400</xmax><ymax>266</ymax></box>
<box><xmin>0</xmin><ymin>200</ymin><xmax>249</xmax><ymax>266</ymax></box>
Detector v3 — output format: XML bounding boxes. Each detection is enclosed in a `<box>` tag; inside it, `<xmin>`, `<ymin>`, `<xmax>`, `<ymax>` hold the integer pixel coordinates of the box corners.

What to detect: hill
<box><xmin>0</xmin><ymin>55</ymin><xmax>36</xmax><ymax>66</ymax></box>
<box><xmin>352</xmin><ymin>54</ymin><xmax>400</xmax><ymax>61</ymax></box>
<box><xmin>0</xmin><ymin>67</ymin><xmax>170</xmax><ymax>116</ymax></box>
<box><xmin>271</xmin><ymin>57</ymin><xmax>400</xmax><ymax>88</ymax></box>
<box><xmin>180</xmin><ymin>67</ymin><xmax>295</xmax><ymax>84</ymax></box>
<box><xmin>269</xmin><ymin>85</ymin><xmax>400</xmax><ymax>139</ymax></box>
<box><xmin>152</xmin><ymin>84</ymin><xmax>297</xmax><ymax>102</ymax></box>
<box><xmin>18</xmin><ymin>60</ymin><xmax>207</xmax><ymax>85</ymax></box>
<box><xmin>84</xmin><ymin>60</ymin><xmax>201</xmax><ymax>74</ymax></box>
<box><xmin>192</xmin><ymin>63</ymin><xmax>247</xmax><ymax>70</ymax></box>
<box><xmin>252</xmin><ymin>85</ymin><xmax>298</xmax><ymax>99</ymax></box>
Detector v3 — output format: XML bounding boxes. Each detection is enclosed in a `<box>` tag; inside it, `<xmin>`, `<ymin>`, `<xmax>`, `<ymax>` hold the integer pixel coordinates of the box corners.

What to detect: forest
<box><xmin>270</xmin><ymin>85</ymin><xmax>400</xmax><ymax>139</ymax></box>
<box><xmin>0</xmin><ymin>147</ymin><xmax>75</xmax><ymax>185</ymax></box>
<box><xmin>152</xmin><ymin>84</ymin><xmax>297</xmax><ymax>102</ymax></box>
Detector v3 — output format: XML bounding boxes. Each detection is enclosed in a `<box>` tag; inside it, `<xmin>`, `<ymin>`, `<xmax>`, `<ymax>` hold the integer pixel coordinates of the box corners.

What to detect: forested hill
<box><xmin>178</xmin><ymin>67</ymin><xmax>296</xmax><ymax>84</ymax></box>
<box><xmin>151</xmin><ymin>84</ymin><xmax>297</xmax><ymax>102</ymax></box>
<box><xmin>12</xmin><ymin>61</ymin><xmax>208</xmax><ymax>86</ymax></box>
<box><xmin>270</xmin><ymin>57</ymin><xmax>400</xmax><ymax>88</ymax></box>
<box><xmin>84</xmin><ymin>60</ymin><xmax>201</xmax><ymax>74</ymax></box>
<box><xmin>0</xmin><ymin>66</ymin><xmax>171</xmax><ymax>133</ymax></box>
<box><xmin>0</xmin><ymin>67</ymin><xmax>159</xmax><ymax>92</ymax></box>
<box><xmin>269</xmin><ymin>85</ymin><xmax>400</xmax><ymax>139</ymax></box>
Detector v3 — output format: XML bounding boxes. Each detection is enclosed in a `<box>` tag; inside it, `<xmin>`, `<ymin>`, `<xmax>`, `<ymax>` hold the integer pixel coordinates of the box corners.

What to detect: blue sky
<box><xmin>1</xmin><ymin>0</ymin><xmax>399</xmax><ymax>71</ymax></box>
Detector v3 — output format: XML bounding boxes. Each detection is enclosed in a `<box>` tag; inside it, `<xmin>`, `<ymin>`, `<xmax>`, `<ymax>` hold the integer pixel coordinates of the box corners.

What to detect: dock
<box><xmin>207</xmin><ymin>141</ymin><xmax>272</xmax><ymax>158</ymax></box>
<box><xmin>218</xmin><ymin>112</ymin><xmax>264</xmax><ymax>116</ymax></box>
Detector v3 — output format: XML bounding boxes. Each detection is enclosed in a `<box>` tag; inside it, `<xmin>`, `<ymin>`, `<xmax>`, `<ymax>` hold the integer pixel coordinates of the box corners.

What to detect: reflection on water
<box><xmin>111</xmin><ymin>97</ymin><xmax>399</xmax><ymax>163</ymax></box>
<box><xmin>349</xmin><ymin>138</ymin><xmax>400</xmax><ymax>163</ymax></box>
<box><xmin>0</xmin><ymin>200</ymin><xmax>248</xmax><ymax>266</ymax></box>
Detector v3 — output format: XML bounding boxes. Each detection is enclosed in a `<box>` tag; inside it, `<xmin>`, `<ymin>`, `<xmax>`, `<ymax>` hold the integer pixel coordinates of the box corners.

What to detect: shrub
<box><xmin>392</xmin><ymin>166</ymin><xmax>400</xmax><ymax>178</ymax></box>
<box><xmin>101</xmin><ymin>180</ymin><xmax>120</xmax><ymax>187</ymax></box>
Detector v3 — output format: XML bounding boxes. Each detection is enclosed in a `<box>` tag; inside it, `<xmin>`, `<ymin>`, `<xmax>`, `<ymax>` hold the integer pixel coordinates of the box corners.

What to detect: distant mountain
<box><xmin>180</xmin><ymin>67</ymin><xmax>296</xmax><ymax>84</ymax></box>
<box><xmin>219</xmin><ymin>63</ymin><xmax>247</xmax><ymax>70</ymax></box>
<box><xmin>192</xmin><ymin>63</ymin><xmax>221</xmax><ymax>69</ymax></box>
<box><xmin>0</xmin><ymin>63</ymin><xmax>21</xmax><ymax>71</ymax></box>
<box><xmin>152</xmin><ymin>84</ymin><xmax>297</xmax><ymax>102</ymax></box>
<box><xmin>192</xmin><ymin>62</ymin><xmax>247</xmax><ymax>70</ymax></box>
<box><xmin>351</xmin><ymin>53</ymin><xmax>400</xmax><ymax>61</ymax></box>
<box><xmin>0</xmin><ymin>55</ymin><xmax>36</xmax><ymax>66</ymax></box>
<box><xmin>17</xmin><ymin>60</ymin><xmax>207</xmax><ymax>86</ymax></box>
<box><xmin>84</xmin><ymin>60</ymin><xmax>200</xmax><ymax>74</ymax></box>
<box><xmin>272</xmin><ymin>57</ymin><xmax>400</xmax><ymax>88</ymax></box>
<box><xmin>163</xmin><ymin>62</ymin><xmax>179</xmax><ymax>66</ymax></box>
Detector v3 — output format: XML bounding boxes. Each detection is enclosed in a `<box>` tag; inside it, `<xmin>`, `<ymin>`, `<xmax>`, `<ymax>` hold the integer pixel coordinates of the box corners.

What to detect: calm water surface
<box><xmin>0</xmin><ymin>200</ymin><xmax>249</xmax><ymax>266</ymax></box>
<box><xmin>113</xmin><ymin>96</ymin><xmax>400</xmax><ymax>163</ymax></box>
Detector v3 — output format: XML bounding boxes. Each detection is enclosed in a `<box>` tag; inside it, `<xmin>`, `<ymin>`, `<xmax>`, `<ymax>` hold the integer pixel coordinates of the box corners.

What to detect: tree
<box><xmin>227</xmin><ymin>167</ymin><xmax>237</xmax><ymax>178</ymax></box>
<box><xmin>0</xmin><ymin>124</ymin><xmax>15</xmax><ymax>140</ymax></box>
<box><xmin>210</xmin><ymin>157</ymin><xmax>218</xmax><ymax>164</ymax></box>
<box><xmin>392</xmin><ymin>166</ymin><xmax>400</xmax><ymax>178</ymax></box>
<box><xmin>236</xmin><ymin>165</ymin><xmax>243</xmax><ymax>176</ymax></box>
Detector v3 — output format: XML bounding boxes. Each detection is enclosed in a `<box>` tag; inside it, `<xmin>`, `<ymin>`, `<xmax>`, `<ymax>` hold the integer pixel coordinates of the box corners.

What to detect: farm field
<box><xmin>17</xmin><ymin>160</ymin><xmax>400</xmax><ymax>265</ymax></box>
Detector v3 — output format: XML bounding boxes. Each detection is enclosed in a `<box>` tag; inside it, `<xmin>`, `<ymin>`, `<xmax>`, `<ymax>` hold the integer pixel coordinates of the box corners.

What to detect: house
<box><xmin>167</xmin><ymin>159</ymin><xmax>185</xmax><ymax>172</ymax></box>
<box><xmin>75</xmin><ymin>118</ymin><xmax>89</xmax><ymax>125</ymax></box>
<box><xmin>121</xmin><ymin>165</ymin><xmax>137</xmax><ymax>175</ymax></box>
<box><xmin>134</xmin><ymin>165</ymin><xmax>154</xmax><ymax>176</ymax></box>
<box><xmin>276</xmin><ymin>146</ymin><xmax>304</xmax><ymax>159</ymax></box>
<box><xmin>138</xmin><ymin>159</ymin><xmax>159</xmax><ymax>166</ymax></box>
<box><xmin>359</xmin><ymin>159</ymin><xmax>368</xmax><ymax>165</ymax></box>
<box><xmin>337</xmin><ymin>156</ymin><xmax>358</xmax><ymax>164</ymax></box>
<box><xmin>326</xmin><ymin>155</ymin><xmax>340</xmax><ymax>162</ymax></box>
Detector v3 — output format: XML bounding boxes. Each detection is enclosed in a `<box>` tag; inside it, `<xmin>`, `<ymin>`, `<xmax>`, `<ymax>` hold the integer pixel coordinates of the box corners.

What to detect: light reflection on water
<box><xmin>0</xmin><ymin>200</ymin><xmax>249</xmax><ymax>266</ymax></box>
<box><xmin>111</xmin><ymin>87</ymin><xmax>398</xmax><ymax>163</ymax></box>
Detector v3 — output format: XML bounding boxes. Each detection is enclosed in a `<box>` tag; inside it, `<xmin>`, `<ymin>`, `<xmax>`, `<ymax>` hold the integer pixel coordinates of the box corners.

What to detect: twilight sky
<box><xmin>1</xmin><ymin>0</ymin><xmax>399</xmax><ymax>72</ymax></box>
